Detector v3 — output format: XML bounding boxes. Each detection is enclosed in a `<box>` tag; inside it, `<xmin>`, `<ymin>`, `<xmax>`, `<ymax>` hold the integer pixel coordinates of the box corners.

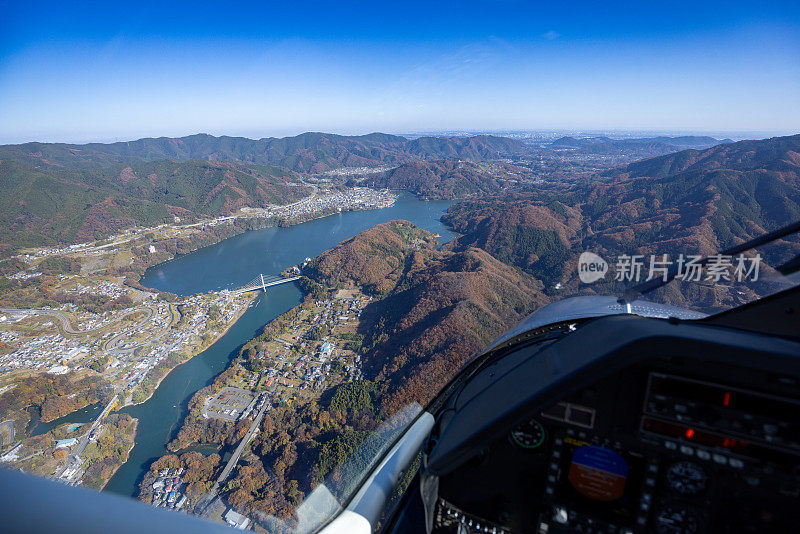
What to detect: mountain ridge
<box><xmin>0</xmin><ymin>132</ymin><xmax>530</xmax><ymax>173</ymax></box>
<box><xmin>0</xmin><ymin>158</ymin><xmax>309</xmax><ymax>252</ymax></box>
<box><xmin>305</xmin><ymin>220</ymin><xmax>548</xmax><ymax>411</ymax></box>
<box><xmin>445</xmin><ymin>134</ymin><xmax>800</xmax><ymax>298</ymax></box>
<box><xmin>1</xmin><ymin>132</ymin><xmax>733</xmax><ymax>174</ymax></box>
<box><xmin>549</xmin><ymin>135</ymin><xmax>731</xmax><ymax>156</ymax></box>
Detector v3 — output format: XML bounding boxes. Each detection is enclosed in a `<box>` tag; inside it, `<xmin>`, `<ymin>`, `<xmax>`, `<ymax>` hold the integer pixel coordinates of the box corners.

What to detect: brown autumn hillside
<box><xmin>364</xmin><ymin>160</ymin><xmax>524</xmax><ymax>200</ymax></box>
<box><xmin>445</xmin><ymin>134</ymin><xmax>800</xmax><ymax>285</ymax></box>
<box><xmin>307</xmin><ymin>220</ymin><xmax>548</xmax><ymax>411</ymax></box>
<box><xmin>186</xmin><ymin>221</ymin><xmax>548</xmax><ymax>523</ymax></box>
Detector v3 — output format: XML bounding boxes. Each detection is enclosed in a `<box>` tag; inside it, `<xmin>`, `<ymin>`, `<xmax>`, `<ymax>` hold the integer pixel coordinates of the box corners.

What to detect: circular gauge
<box><xmin>654</xmin><ymin>505</ymin><xmax>703</xmax><ymax>534</ymax></box>
<box><xmin>510</xmin><ymin>419</ymin><xmax>546</xmax><ymax>449</ymax></box>
<box><xmin>666</xmin><ymin>461</ymin><xmax>707</xmax><ymax>495</ymax></box>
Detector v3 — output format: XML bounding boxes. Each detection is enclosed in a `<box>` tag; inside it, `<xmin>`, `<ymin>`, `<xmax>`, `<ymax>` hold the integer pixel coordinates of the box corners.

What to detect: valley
<box><xmin>0</xmin><ymin>130</ymin><xmax>798</xmax><ymax>530</ymax></box>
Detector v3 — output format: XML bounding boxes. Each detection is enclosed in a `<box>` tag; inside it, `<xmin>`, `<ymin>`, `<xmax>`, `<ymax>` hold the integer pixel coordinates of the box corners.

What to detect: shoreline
<box><xmin>119</xmin><ymin>291</ymin><xmax>258</xmax><ymax>409</ymax></box>
<box><xmin>133</xmin><ymin>199</ymin><xmax>399</xmax><ymax>285</ymax></box>
<box><xmin>73</xmin><ymin>195</ymin><xmax>452</xmax><ymax>498</ymax></box>
<box><xmin>117</xmin><ymin>195</ymin><xmax>451</xmax><ymax>432</ymax></box>
<box><xmin>98</xmin><ymin>418</ymin><xmax>139</xmax><ymax>491</ymax></box>
<box><xmin>112</xmin><ymin>201</ymin><xmax>403</xmax><ymax>409</ymax></box>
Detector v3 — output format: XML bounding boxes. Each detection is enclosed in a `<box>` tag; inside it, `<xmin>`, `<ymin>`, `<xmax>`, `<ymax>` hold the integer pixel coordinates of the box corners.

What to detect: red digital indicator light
<box><xmin>723</xmin><ymin>391</ymin><xmax>731</xmax><ymax>407</ymax></box>
<box><xmin>685</xmin><ymin>428</ymin><xmax>695</xmax><ymax>439</ymax></box>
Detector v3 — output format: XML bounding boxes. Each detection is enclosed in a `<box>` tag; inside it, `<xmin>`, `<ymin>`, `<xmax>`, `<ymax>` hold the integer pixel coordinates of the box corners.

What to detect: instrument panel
<box><xmin>432</xmin><ymin>359</ymin><xmax>800</xmax><ymax>534</ymax></box>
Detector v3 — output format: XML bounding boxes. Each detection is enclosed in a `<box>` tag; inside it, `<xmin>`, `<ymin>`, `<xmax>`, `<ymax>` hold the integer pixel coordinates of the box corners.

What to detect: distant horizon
<box><xmin>1</xmin><ymin>127</ymin><xmax>796</xmax><ymax>147</ymax></box>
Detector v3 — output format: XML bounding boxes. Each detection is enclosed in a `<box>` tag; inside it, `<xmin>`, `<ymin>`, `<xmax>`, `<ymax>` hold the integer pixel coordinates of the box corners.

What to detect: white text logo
<box><xmin>578</xmin><ymin>252</ymin><xmax>609</xmax><ymax>284</ymax></box>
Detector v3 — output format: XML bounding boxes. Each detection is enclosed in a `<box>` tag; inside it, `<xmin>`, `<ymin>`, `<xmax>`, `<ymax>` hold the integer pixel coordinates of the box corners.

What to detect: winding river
<box><xmin>103</xmin><ymin>193</ymin><xmax>455</xmax><ymax>498</ymax></box>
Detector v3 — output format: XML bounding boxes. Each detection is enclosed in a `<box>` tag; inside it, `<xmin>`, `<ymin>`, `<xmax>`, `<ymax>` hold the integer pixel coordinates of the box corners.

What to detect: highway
<box><xmin>0</xmin><ymin>305</ymin><xmax>175</xmax><ymax>358</ymax></box>
<box><xmin>83</xmin><ymin>236</ymin><xmax>136</xmax><ymax>252</ymax></box>
<box><xmin>101</xmin><ymin>304</ymin><xmax>179</xmax><ymax>356</ymax></box>
<box><xmin>279</xmin><ymin>179</ymin><xmax>319</xmax><ymax>209</ymax></box>
<box><xmin>0</xmin><ymin>306</ymin><xmax>151</xmax><ymax>336</ymax></box>
<box><xmin>194</xmin><ymin>396</ymin><xmax>271</xmax><ymax>516</ymax></box>
<box><xmin>1</xmin><ymin>303</ymin><xmax>180</xmax><ymax>356</ymax></box>
<box><xmin>55</xmin><ymin>394</ymin><xmax>119</xmax><ymax>483</ymax></box>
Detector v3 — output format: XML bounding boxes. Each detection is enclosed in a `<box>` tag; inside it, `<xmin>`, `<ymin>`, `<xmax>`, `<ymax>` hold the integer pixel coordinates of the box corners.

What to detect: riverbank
<box><xmin>120</xmin><ymin>291</ymin><xmax>257</xmax><ymax>409</ymax></box>
<box><xmin>96</xmin><ymin>418</ymin><xmax>139</xmax><ymax>490</ymax></box>
<box><xmin>102</xmin><ymin>284</ymin><xmax>303</xmax><ymax>499</ymax></box>
<box><xmin>2</xmin><ymin>411</ymin><xmax>139</xmax><ymax>491</ymax></box>
<box><xmin>102</xmin><ymin>194</ymin><xmax>456</xmax><ymax>499</ymax></box>
<box><xmin>125</xmin><ymin>194</ymin><xmax>399</xmax><ymax>291</ymax></box>
<box><xmin>156</xmin><ymin>286</ymin><xmax>373</xmax><ymax>510</ymax></box>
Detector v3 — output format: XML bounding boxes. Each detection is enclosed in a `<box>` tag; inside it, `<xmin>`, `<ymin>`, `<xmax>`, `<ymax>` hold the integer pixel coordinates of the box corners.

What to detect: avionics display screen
<box><xmin>641</xmin><ymin>417</ymin><xmax>798</xmax><ymax>465</ymax></box>
<box><xmin>644</xmin><ymin>373</ymin><xmax>800</xmax><ymax>451</ymax></box>
<box><xmin>554</xmin><ymin>438</ymin><xmax>645</xmax><ymax>524</ymax></box>
<box><xmin>647</xmin><ymin>374</ymin><xmax>799</xmax><ymax>422</ymax></box>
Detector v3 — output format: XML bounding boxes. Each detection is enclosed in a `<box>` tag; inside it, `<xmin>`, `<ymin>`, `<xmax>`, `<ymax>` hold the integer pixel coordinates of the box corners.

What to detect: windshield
<box><xmin>561</xmin><ymin>237</ymin><xmax>800</xmax><ymax>317</ymax></box>
<box><xmin>0</xmin><ymin>1</ymin><xmax>798</xmax><ymax>533</ymax></box>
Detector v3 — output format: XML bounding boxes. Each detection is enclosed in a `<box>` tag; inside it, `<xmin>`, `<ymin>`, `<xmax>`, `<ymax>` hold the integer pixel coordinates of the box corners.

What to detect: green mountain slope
<box><xmin>0</xmin><ymin>132</ymin><xmax>533</xmax><ymax>173</ymax></box>
<box><xmin>364</xmin><ymin>160</ymin><xmax>522</xmax><ymax>200</ymax></box>
<box><xmin>405</xmin><ymin>135</ymin><xmax>529</xmax><ymax>160</ymax></box>
<box><xmin>0</xmin><ymin>158</ymin><xmax>308</xmax><ymax>253</ymax></box>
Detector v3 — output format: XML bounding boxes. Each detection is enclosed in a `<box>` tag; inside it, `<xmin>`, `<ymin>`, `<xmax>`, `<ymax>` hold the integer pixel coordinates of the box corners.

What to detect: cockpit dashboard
<box><xmin>422</xmin><ymin>312</ymin><xmax>800</xmax><ymax>534</ymax></box>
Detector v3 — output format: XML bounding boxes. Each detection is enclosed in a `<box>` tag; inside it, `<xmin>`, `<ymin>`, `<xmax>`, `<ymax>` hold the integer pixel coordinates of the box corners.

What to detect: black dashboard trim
<box><xmin>425</xmin><ymin>314</ymin><xmax>800</xmax><ymax>476</ymax></box>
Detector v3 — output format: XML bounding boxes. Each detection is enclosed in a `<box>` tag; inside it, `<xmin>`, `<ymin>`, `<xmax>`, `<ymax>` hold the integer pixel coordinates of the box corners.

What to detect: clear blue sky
<box><xmin>0</xmin><ymin>0</ymin><xmax>798</xmax><ymax>143</ymax></box>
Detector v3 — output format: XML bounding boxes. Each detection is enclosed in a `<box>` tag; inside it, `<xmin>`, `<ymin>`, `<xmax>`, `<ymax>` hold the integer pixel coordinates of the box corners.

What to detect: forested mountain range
<box><xmin>604</xmin><ymin>134</ymin><xmax>800</xmax><ymax>184</ymax></box>
<box><xmin>0</xmin><ymin>158</ymin><xmax>308</xmax><ymax>254</ymax></box>
<box><xmin>549</xmin><ymin>135</ymin><xmax>731</xmax><ymax>156</ymax></box>
<box><xmin>0</xmin><ymin>133</ymin><xmax>399</xmax><ymax>171</ymax></box>
<box><xmin>0</xmin><ymin>132</ymin><xmax>533</xmax><ymax>253</ymax></box>
<box><xmin>306</xmin><ymin>220</ymin><xmax>548</xmax><ymax>411</ymax></box>
<box><xmin>444</xmin><ymin>134</ymin><xmax>800</xmax><ymax>291</ymax></box>
<box><xmin>1</xmin><ymin>132</ymin><xmax>727</xmax><ymax>173</ymax></box>
<box><xmin>0</xmin><ymin>132</ymin><xmax>527</xmax><ymax>173</ymax></box>
<box><xmin>363</xmin><ymin>160</ymin><xmax>522</xmax><ymax>200</ymax></box>
<box><xmin>0</xmin><ymin>130</ymin><xmax>768</xmax><ymax>257</ymax></box>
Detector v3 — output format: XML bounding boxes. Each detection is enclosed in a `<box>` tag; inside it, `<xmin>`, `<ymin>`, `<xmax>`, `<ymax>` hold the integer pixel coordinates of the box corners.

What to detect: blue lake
<box><xmin>103</xmin><ymin>194</ymin><xmax>455</xmax><ymax>498</ymax></box>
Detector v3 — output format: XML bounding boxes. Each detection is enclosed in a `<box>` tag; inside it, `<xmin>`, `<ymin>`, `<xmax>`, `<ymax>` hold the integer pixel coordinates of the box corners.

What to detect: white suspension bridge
<box><xmin>230</xmin><ymin>274</ymin><xmax>301</xmax><ymax>295</ymax></box>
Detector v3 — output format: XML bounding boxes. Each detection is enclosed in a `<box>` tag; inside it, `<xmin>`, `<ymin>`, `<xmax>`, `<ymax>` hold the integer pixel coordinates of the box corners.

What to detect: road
<box><xmin>232</xmin><ymin>276</ymin><xmax>301</xmax><ymax>295</ymax></box>
<box><xmin>178</xmin><ymin>216</ymin><xmax>236</xmax><ymax>229</ymax></box>
<box><xmin>80</xmin><ymin>236</ymin><xmax>137</xmax><ymax>253</ymax></box>
<box><xmin>1</xmin><ymin>303</ymin><xmax>181</xmax><ymax>356</ymax></box>
<box><xmin>0</xmin><ymin>306</ymin><xmax>151</xmax><ymax>336</ymax></box>
<box><xmin>238</xmin><ymin>179</ymin><xmax>319</xmax><ymax>216</ymax></box>
<box><xmin>194</xmin><ymin>396</ymin><xmax>271</xmax><ymax>515</ymax></box>
<box><xmin>280</xmin><ymin>179</ymin><xmax>319</xmax><ymax>208</ymax></box>
<box><xmin>55</xmin><ymin>394</ymin><xmax>119</xmax><ymax>483</ymax></box>
<box><xmin>101</xmin><ymin>304</ymin><xmax>179</xmax><ymax>355</ymax></box>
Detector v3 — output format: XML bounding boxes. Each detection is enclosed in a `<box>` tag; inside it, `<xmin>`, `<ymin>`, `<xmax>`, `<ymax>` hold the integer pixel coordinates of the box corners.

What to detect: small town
<box><xmin>0</xmin><ymin>289</ymin><xmax>252</xmax><ymax>400</ymax></box>
<box><xmin>185</xmin><ymin>288</ymin><xmax>370</xmax><ymax>432</ymax></box>
<box><xmin>0</xmin><ymin>282</ymin><xmax>255</xmax><ymax>489</ymax></box>
<box><xmin>0</xmin><ymin>180</ymin><xmax>389</xmax><ymax>508</ymax></box>
<box><xmin>239</xmin><ymin>186</ymin><xmax>396</xmax><ymax>220</ymax></box>
<box><xmin>131</xmin><ymin>285</ymin><xmax>373</xmax><ymax>528</ymax></box>
<box><xmin>244</xmin><ymin>288</ymin><xmax>368</xmax><ymax>401</ymax></box>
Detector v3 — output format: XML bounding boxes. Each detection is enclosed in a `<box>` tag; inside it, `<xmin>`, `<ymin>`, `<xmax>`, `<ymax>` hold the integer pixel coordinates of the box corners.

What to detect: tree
<box><xmin>244</xmin><ymin>358</ymin><xmax>265</xmax><ymax>373</ymax></box>
<box><xmin>307</xmin><ymin>325</ymin><xmax>328</xmax><ymax>341</ymax></box>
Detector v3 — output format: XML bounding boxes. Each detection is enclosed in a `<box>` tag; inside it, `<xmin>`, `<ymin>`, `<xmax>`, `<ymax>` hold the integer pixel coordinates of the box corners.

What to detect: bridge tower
<box><xmin>260</xmin><ymin>273</ymin><xmax>266</xmax><ymax>292</ymax></box>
